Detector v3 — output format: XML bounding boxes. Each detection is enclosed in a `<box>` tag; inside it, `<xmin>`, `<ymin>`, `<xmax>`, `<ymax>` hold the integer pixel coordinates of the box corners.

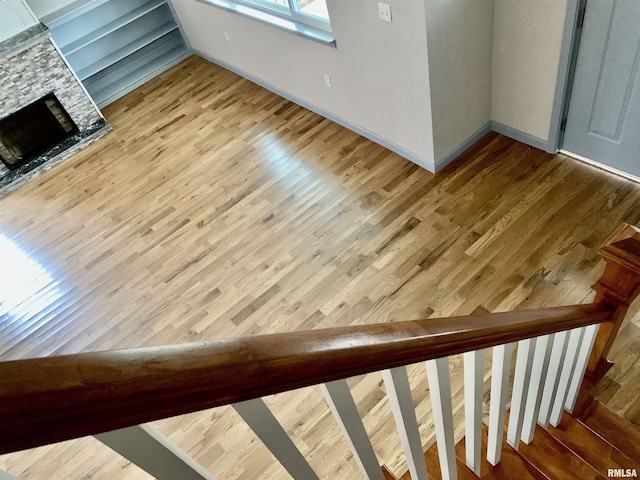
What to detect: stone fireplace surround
<box><xmin>0</xmin><ymin>23</ymin><xmax>109</xmax><ymax>197</ymax></box>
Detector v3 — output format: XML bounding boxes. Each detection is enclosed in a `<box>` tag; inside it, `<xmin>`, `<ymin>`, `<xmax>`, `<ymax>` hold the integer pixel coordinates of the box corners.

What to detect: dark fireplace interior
<box><xmin>0</xmin><ymin>93</ymin><xmax>78</xmax><ymax>171</ymax></box>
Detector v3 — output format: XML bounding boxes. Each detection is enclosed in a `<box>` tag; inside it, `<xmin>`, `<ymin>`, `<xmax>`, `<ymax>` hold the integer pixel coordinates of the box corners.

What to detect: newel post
<box><xmin>575</xmin><ymin>223</ymin><xmax>640</xmax><ymax>416</ymax></box>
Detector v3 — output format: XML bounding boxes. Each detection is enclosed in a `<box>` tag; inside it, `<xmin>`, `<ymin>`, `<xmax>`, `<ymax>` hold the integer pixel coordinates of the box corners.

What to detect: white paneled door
<box><xmin>563</xmin><ymin>0</ymin><xmax>640</xmax><ymax>177</ymax></box>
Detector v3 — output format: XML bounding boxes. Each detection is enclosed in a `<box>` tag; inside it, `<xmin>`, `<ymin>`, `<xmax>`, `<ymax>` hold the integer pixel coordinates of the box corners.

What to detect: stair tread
<box><xmin>548</xmin><ymin>411</ymin><xmax>640</xmax><ymax>475</ymax></box>
<box><xmin>382</xmin><ymin>465</ymin><xmax>399</xmax><ymax>480</ymax></box>
<box><xmin>396</xmin><ymin>442</ymin><xmax>469</xmax><ymax>480</ymax></box>
<box><xmin>517</xmin><ymin>422</ymin><xmax>606</xmax><ymax>480</ymax></box>
<box><xmin>393</xmin><ymin>407</ymin><xmax>640</xmax><ymax>480</ymax></box>
<box><xmin>582</xmin><ymin>402</ymin><xmax>640</xmax><ymax>463</ymax></box>
<box><xmin>422</xmin><ymin>441</ymin><xmax>479</xmax><ymax>480</ymax></box>
<box><xmin>400</xmin><ymin>425</ymin><xmax>546</xmax><ymax>480</ymax></box>
<box><xmin>455</xmin><ymin>425</ymin><xmax>548</xmax><ymax>480</ymax></box>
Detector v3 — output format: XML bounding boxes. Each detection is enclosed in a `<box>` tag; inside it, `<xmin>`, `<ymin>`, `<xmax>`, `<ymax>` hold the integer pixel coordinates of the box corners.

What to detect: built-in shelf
<box><xmin>85</xmin><ymin>32</ymin><xmax>188</xmax><ymax>107</ymax></box>
<box><xmin>47</xmin><ymin>0</ymin><xmax>189</xmax><ymax>108</ymax></box>
<box><xmin>75</xmin><ymin>22</ymin><xmax>178</xmax><ymax>80</ymax></box>
<box><xmin>59</xmin><ymin>0</ymin><xmax>166</xmax><ymax>55</ymax></box>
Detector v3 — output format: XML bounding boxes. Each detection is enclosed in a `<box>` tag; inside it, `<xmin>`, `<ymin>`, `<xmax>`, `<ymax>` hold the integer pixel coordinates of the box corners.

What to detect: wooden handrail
<box><xmin>0</xmin><ymin>303</ymin><xmax>613</xmax><ymax>455</ymax></box>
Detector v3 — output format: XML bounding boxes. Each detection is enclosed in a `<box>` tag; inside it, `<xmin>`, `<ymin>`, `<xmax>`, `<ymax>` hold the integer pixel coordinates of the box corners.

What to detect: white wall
<box><xmin>0</xmin><ymin>0</ymin><xmax>38</xmax><ymax>42</ymax></box>
<box><xmin>492</xmin><ymin>0</ymin><xmax>568</xmax><ymax>142</ymax></box>
<box><xmin>425</xmin><ymin>0</ymin><xmax>494</xmax><ymax>162</ymax></box>
<box><xmin>169</xmin><ymin>0</ymin><xmax>569</xmax><ymax>167</ymax></box>
<box><xmin>169</xmin><ymin>0</ymin><xmax>436</xmax><ymax>168</ymax></box>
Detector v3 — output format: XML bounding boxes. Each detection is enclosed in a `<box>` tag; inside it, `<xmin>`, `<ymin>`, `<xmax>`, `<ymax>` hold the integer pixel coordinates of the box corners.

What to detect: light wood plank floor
<box><xmin>1</xmin><ymin>55</ymin><xmax>640</xmax><ymax>479</ymax></box>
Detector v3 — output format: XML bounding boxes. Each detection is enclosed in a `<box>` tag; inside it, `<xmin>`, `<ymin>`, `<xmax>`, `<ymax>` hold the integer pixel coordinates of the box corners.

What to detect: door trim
<box><xmin>547</xmin><ymin>0</ymin><xmax>587</xmax><ymax>153</ymax></box>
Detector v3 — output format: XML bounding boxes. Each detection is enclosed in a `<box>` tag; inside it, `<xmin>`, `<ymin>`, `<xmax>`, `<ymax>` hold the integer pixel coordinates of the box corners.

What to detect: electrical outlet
<box><xmin>378</xmin><ymin>2</ymin><xmax>392</xmax><ymax>22</ymax></box>
<box><xmin>224</xmin><ymin>31</ymin><xmax>231</xmax><ymax>42</ymax></box>
<box><xmin>324</xmin><ymin>74</ymin><xmax>332</xmax><ymax>88</ymax></box>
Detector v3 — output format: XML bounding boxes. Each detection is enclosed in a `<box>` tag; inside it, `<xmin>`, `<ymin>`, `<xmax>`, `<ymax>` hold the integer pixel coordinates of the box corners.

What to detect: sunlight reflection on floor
<box><xmin>0</xmin><ymin>234</ymin><xmax>62</xmax><ymax>322</ymax></box>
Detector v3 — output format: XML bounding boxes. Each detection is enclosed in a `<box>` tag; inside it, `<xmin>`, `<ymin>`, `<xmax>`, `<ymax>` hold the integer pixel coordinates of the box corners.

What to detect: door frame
<box><xmin>547</xmin><ymin>0</ymin><xmax>588</xmax><ymax>153</ymax></box>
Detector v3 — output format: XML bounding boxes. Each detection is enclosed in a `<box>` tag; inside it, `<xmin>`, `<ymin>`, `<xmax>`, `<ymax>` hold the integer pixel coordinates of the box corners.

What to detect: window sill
<box><xmin>194</xmin><ymin>0</ymin><xmax>336</xmax><ymax>47</ymax></box>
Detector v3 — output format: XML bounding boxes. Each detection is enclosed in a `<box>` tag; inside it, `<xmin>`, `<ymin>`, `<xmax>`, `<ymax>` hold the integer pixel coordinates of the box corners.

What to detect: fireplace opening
<box><xmin>0</xmin><ymin>93</ymin><xmax>79</xmax><ymax>171</ymax></box>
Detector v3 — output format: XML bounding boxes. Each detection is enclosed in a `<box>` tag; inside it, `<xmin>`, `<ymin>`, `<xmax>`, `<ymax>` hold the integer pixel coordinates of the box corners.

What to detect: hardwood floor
<box><xmin>1</xmin><ymin>54</ymin><xmax>640</xmax><ymax>479</ymax></box>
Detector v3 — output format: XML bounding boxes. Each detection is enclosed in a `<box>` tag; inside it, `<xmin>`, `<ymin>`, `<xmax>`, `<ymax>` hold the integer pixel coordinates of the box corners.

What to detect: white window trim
<box><xmin>195</xmin><ymin>0</ymin><xmax>336</xmax><ymax>47</ymax></box>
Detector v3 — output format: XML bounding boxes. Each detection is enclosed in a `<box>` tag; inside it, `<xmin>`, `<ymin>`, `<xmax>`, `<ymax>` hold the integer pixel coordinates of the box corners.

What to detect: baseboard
<box><xmin>193</xmin><ymin>49</ymin><xmax>436</xmax><ymax>172</ymax></box>
<box><xmin>434</xmin><ymin>122</ymin><xmax>492</xmax><ymax>172</ymax></box>
<box><xmin>491</xmin><ymin>121</ymin><xmax>550</xmax><ymax>152</ymax></box>
<box><xmin>192</xmin><ymin>50</ymin><xmax>559</xmax><ymax>173</ymax></box>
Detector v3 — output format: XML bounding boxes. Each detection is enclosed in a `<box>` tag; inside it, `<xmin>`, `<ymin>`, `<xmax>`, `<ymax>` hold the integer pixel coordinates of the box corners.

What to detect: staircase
<box><xmin>389</xmin><ymin>403</ymin><xmax>640</xmax><ymax>480</ymax></box>
<box><xmin>2</xmin><ymin>224</ymin><xmax>640</xmax><ymax>480</ymax></box>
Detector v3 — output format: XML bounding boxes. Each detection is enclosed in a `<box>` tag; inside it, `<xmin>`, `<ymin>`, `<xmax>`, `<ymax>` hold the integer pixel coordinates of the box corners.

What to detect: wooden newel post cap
<box><xmin>593</xmin><ymin>223</ymin><xmax>640</xmax><ymax>306</ymax></box>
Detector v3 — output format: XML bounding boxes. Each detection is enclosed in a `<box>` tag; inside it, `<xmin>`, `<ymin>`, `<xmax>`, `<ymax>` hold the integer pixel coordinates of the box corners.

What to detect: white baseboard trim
<box><xmin>491</xmin><ymin>121</ymin><xmax>550</xmax><ymax>152</ymax></box>
<box><xmin>434</xmin><ymin>122</ymin><xmax>492</xmax><ymax>172</ymax></box>
<box><xmin>191</xmin><ymin>51</ymin><xmax>564</xmax><ymax>173</ymax></box>
<box><xmin>193</xmin><ymin>49</ymin><xmax>436</xmax><ymax>172</ymax></box>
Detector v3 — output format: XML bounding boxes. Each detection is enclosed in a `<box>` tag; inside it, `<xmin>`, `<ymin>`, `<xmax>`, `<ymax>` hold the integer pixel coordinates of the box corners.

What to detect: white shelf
<box><xmin>60</xmin><ymin>0</ymin><xmax>166</xmax><ymax>55</ymax></box>
<box><xmin>75</xmin><ymin>22</ymin><xmax>178</xmax><ymax>80</ymax></box>
<box><xmin>86</xmin><ymin>32</ymin><xmax>188</xmax><ymax>107</ymax></box>
<box><xmin>47</xmin><ymin>0</ymin><xmax>188</xmax><ymax>108</ymax></box>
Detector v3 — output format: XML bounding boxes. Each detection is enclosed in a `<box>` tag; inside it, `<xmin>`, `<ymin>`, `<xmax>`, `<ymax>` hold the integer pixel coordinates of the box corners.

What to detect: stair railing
<box><xmin>1</xmin><ymin>223</ymin><xmax>639</xmax><ymax>480</ymax></box>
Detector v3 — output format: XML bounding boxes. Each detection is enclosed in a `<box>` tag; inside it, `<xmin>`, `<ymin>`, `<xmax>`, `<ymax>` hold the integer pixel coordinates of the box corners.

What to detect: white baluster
<box><xmin>321</xmin><ymin>379</ymin><xmax>386</xmax><ymax>480</ymax></box>
<box><xmin>463</xmin><ymin>350</ymin><xmax>484</xmax><ymax>475</ymax></box>
<box><xmin>233</xmin><ymin>399</ymin><xmax>319</xmax><ymax>480</ymax></box>
<box><xmin>382</xmin><ymin>367</ymin><xmax>429</xmax><ymax>480</ymax></box>
<box><xmin>521</xmin><ymin>334</ymin><xmax>553</xmax><ymax>444</ymax></box>
<box><xmin>487</xmin><ymin>343</ymin><xmax>513</xmax><ymax>466</ymax></box>
<box><xmin>0</xmin><ymin>469</ymin><xmax>22</xmax><ymax>480</ymax></box>
<box><xmin>549</xmin><ymin>327</ymin><xmax>585</xmax><ymax>427</ymax></box>
<box><xmin>426</xmin><ymin>357</ymin><xmax>457</xmax><ymax>480</ymax></box>
<box><xmin>95</xmin><ymin>424</ymin><xmax>218</xmax><ymax>480</ymax></box>
<box><xmin>506</xmin><ymin>338</ymin><xmax>536</xmax><ymax>450</ymax></box>
<box><xmin>565</xmin><ymin>324</ymin><xmax>600</xmax><ymax>412</ymax></box>
<box><xmin>538</xmin><ymin>330</ymin><xmax>570</xmax><ymax>428</ymax></box>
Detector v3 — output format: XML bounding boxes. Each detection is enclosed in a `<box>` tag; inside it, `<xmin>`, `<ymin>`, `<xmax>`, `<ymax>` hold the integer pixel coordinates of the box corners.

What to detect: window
<box><xmin>240</xmin><ymin>0</ymin><xmax>330</xmax><ymax>31</ymax></box>
<box><xmin>199</xmin><ymin>0</ymin><xmax>334</xmax><ymax>45</ymax></box>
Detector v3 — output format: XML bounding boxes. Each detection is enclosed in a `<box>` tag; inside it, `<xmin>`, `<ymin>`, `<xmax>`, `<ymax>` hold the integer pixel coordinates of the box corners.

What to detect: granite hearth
<box><xmin>0</xmin><ymin>23</ymin><xmax>110</xmax><ymax>197</ymax></box>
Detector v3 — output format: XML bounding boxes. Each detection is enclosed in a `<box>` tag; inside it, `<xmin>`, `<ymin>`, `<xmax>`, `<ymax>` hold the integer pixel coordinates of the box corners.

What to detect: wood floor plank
<box><xmin>1</xmin><ymin>55</ymin><xmax>640</xmax><ymax>479</ymax></box>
